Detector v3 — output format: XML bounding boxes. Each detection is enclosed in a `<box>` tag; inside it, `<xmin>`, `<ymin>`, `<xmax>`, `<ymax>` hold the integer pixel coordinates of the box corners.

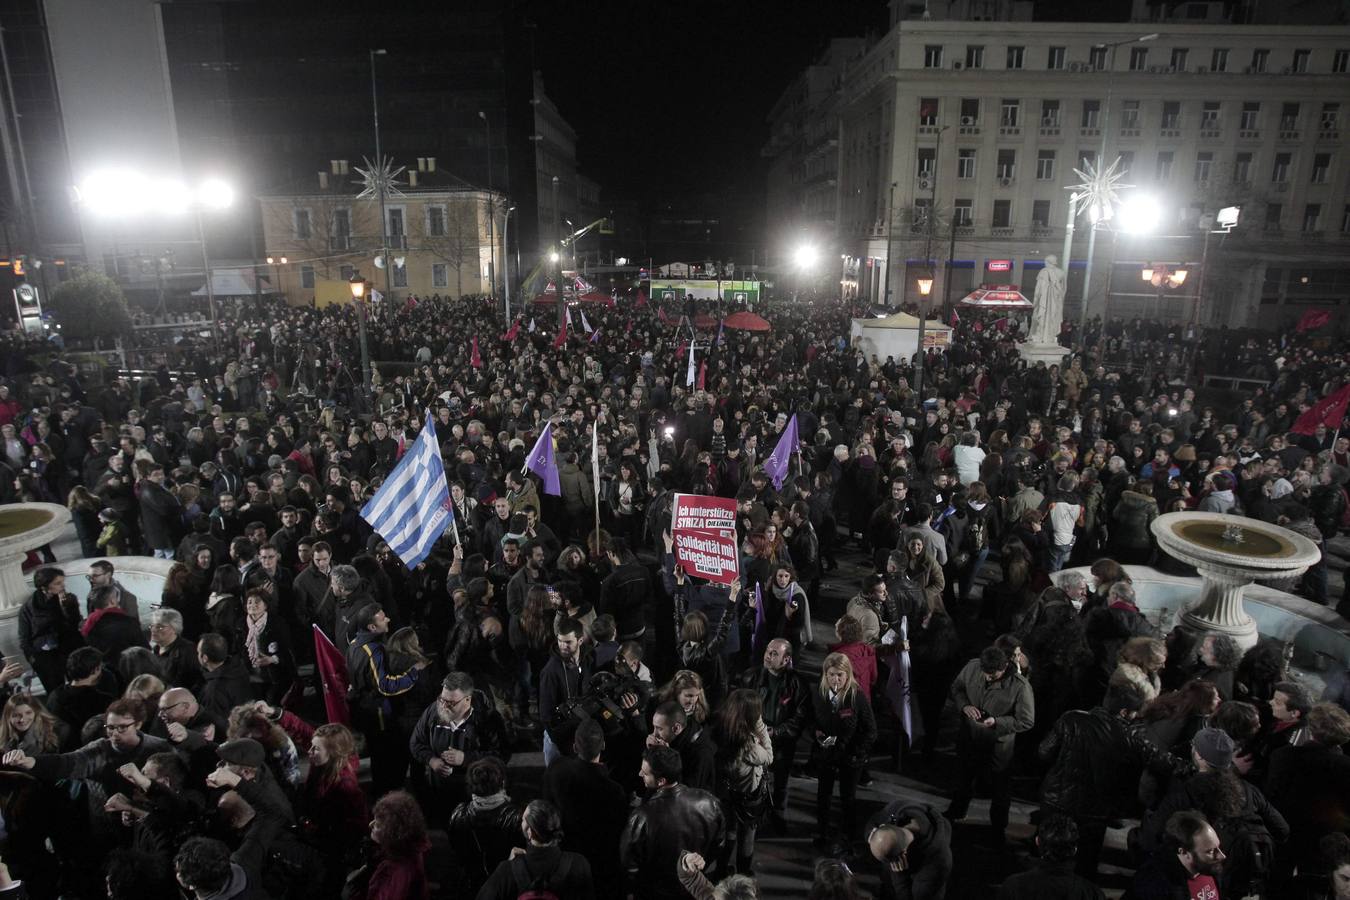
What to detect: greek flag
<box><xmin>360</xmin><ymin>414</ymin><xmax>454</xmax><ymax>568</ymax></box>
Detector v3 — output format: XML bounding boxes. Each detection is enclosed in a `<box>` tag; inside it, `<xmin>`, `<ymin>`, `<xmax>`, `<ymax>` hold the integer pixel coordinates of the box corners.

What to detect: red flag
<box><xmin>676</xmin><ymin>339</ymin><xmax>687</xmax><ymax>359</ymax></box>
<box><xmin>697</xmin><ymin>360</ymin><xmax>707</xmax><ymax>390</ymax></box>
<box><xmin>1292</xmin><ymin>384</ymin><xmax>1350</xmax><ymax>435</ymax></box>
<box><xmin>1296</xmin><ymin>309</ymin><xmax>1332</xmax><ymax>333</ymax></box>
<box><xmin>658</xmin><ymin>307</ymin><xmax>670</xmax><ymax>324</ymax></box>
<box><xmin>502</xmin><ymin>318</ymin><xmax>521</xmax><ymax>341</ymax></box>
<box><xmin>950</xmin><ymin>309</ymin><xmax>961</xmax><ymax>326</ymax></box>
<box><xmin>636</xmin><ymin>290</ymin><xmax>648</xmax><ymax>309</ymax></box>
<box><xmin>552</xmin><ymin>320</ymin><xmax>568</xmax><ymax>349</ymax></box>
<box><xmin>625</xmin><ymin>320</ymin><xmax>634</xmax><ymax>334</ymax></box>
<box><xmin>312</xmin><ymin>625</ymin><xmax>350</xmax><ymax>725</ymax></box>
<box><xmin>470</xmin><ymin>336</ymin><xmax>482</xmax><ymax>368</ymax></box>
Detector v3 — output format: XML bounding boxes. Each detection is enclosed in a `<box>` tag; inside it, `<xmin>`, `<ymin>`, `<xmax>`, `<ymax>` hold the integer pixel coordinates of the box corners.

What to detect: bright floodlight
<box><xmin>78</xmin><ymin>169</ymin><xmax>152</xmax><ymax>216</ymax></box>
<box><xmin>549</xmin><ymin>251</ymin><xmax>561</xmax><ymax>263</ymax></box>
<box><xmin>793</xmin><ymin>244</ymin><xmax>818</xmax><ymax>269</ymax></box>
<box><xmin>1117</xmin><ymin>194</ymin><xmax>1164</xmax><ymax>235</ymax></box>
<box><xmin>1217</xmin><ymin>206</ymin><xmax>1241</xmax><ymax>228</ymax></box>
<box><xmin>198</xmin><ymin>178</ymin><xmax>234</xmax><ymax>209</ymax></box>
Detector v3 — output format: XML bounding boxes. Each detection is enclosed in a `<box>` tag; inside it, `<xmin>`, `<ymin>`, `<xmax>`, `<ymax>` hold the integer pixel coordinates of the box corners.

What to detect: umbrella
<box><xmin>722</xmin><ymin>311</ymin><xmax>771</xmax><ymax>332</ymax></box>
<box><xmin>958</xmin><ymin>284</ymin><xmax>1033</xmax><ymax>309</ymax></box>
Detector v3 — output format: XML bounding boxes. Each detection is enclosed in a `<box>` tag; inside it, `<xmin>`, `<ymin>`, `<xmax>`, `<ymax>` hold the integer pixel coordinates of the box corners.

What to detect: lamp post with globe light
<box><xmin>349</xmin><ymin>273</ymin><xmax>372</xmax><ymax>393</ymax></box>
<box><xmin>916</xmin><ymin>275</ymin><xmax>934</xmax><ymax>396</ymax></box>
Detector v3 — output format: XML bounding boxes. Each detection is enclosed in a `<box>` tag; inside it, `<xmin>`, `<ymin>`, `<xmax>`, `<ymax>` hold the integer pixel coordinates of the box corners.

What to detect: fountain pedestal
<box><xmin>1151</xmin><ymin>512</ymin><xmax>1321</xmax><ymax>651</ymax></box>
<box><xmin>0</xmin><ymin>503</ymin><xmax>72</xmax><ymax>618</ymax></box>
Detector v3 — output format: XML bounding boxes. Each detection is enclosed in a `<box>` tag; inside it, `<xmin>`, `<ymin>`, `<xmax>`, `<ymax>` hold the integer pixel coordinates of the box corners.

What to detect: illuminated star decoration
<box><xmin>354</xmin><ymin>156</ymin><xmax>406</xmax><ymax>200</ymax></box>
<box><xmin>1068</xmin><ymin>156</ymin><xmax>1133</xmax><ymax>224</ymax></box>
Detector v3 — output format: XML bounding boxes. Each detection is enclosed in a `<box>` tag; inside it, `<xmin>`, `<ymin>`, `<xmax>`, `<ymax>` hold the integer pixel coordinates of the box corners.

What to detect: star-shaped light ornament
<box><xmin>354</xmin><ymin>156</ymin><xmax>406</xmax><ymax>200</ymax></box>
<box><xmin>1068</xmin><ymin>156</ymin><xmax>1133</xmax><ymax>225</ymax></box>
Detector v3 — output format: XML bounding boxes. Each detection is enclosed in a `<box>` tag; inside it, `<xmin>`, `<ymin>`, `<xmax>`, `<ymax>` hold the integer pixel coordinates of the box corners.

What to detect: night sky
<box><xmin>527</xmin><ymin>0</ymin><xmax>888</xmax><ymax>201</ymax></box>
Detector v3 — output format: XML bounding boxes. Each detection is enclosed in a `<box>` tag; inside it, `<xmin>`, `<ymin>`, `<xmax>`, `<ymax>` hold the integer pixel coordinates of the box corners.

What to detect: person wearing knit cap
<box><xmin>1191</xmin><ymin>727</ymin><xmax>1235</xmax><ymax>771</ymax></box>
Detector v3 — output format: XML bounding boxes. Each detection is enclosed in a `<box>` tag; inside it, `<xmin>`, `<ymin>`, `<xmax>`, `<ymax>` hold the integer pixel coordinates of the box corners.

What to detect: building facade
<box><xmin>767</xmin><ymin>1</ymin><xmax>1350</xmax><ymax>332</ymax></box>
<box><xmin>258</xmin><ymin>159</ymin><xmax>500</xmax><ymax>304</ymax></box>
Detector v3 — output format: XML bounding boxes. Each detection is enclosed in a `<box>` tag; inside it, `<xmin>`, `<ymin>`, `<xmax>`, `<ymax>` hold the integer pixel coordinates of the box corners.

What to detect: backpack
<box><xmin>512</xmin><ymin>854</ymin><xmax>574</xmax><ymax>900</ymax></box>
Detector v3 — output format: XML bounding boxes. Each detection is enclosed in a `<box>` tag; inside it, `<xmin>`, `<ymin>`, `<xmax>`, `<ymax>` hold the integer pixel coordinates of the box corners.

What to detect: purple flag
<box><xmin>762</xmin><ymin>413</ymin><xmax>799</xmax><ymax>490</ymax></box>
<box><xmin>524</xmin><ymin>422</ymin><xmax>561</xmax><ymax>496</ymax></box>
<box><xmin>751</xmin><ymin>583</ymin><xmax>766</xmax><ymax>654</ymax></box>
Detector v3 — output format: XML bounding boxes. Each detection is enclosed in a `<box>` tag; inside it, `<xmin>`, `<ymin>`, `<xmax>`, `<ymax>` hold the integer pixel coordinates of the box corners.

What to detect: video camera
<box><xmin>551</xmin><ymin>670</ymin><xmax>650</xmax><ymax>740</ymax></box>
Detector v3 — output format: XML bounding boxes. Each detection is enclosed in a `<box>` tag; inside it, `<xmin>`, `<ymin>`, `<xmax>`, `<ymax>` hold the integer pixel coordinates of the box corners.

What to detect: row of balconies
<box><xmin>920</xmin><ymin>121</ymin><xmax>1340</xmax><ymax>143</ymax></box>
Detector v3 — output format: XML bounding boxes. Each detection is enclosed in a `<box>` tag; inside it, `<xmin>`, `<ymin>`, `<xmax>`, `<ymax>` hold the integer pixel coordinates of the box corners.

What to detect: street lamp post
<box><xmin>552</xmin><ymin>175</ymin><xmax>564</xmax><ymax>334</ymax></box>
<box><xmin>1079</xmin><ymin>33</ymin><xmax>1157</xmax><ymax>342</ymax></box>
<box><xmin>479</xmin><ymin>110</ymin><xmax>496</xmax><ymax>299</ymax></box>
<box><xmin>265</xmin><ymin>255</ymin><xmax>288</xmax><ymax>303</ymax></box>
<box><xmin>349</xmin><ymin>273</ymin><xmax>372</xmax><ymax>392</ymax></box>
<box><xmin>884</xmin><ymin>181</ymin><xmax>897</xmax><ymax>307</ymax></box>
<box><xmin>193</xmin><ymin>209</ymin><xmax>220</xmax><ymax>352</ymax></box>
<box><xmin>369</xmin><ymin>48</ymin><xmax>392</xmax><ymax>315</ymax></box>
<box><xmin>916</xmin><ymin>276</ymin><xmax>934</xmax><ymax>396</ymax></box>
<box><xmin>502</xmin><ymin>205</ymin><xmax>516</xmax><ymax>326</ymax></box>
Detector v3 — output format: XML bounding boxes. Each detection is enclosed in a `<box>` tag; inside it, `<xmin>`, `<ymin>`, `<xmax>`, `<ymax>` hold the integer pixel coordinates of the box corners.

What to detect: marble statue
<box><xmin>1030</xmin><ymin>254</ymin><xmax>1066</xmax><ymax>343</ymax></box>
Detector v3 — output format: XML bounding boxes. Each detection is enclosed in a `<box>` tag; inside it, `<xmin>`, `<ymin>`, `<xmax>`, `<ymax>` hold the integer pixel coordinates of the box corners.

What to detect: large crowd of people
<box><xmin>0</xmin><ymin>290</ymin><xmax>1348</xmax><ymax>900</ymax></box>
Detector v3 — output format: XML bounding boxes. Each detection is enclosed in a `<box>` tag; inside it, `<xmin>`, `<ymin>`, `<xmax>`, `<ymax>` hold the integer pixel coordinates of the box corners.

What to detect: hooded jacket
<box><xmin>1112</xmin><ymin>490</ymin><xmax>1159</xmax><ymax>550</ymax></box>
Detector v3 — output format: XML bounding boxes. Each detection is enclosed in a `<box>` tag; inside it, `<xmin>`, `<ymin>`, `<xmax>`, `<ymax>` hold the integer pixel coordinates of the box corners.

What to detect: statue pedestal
<box><xmin>1017</xmin><ymin>341</ymin><xmax>1068</xmax><ymax>367</ymax></box>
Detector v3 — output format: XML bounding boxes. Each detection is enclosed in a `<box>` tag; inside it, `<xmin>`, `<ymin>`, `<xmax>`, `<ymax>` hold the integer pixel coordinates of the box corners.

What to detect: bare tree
<box><xmin>263</xmin><ymin>189</ymin><xmax>356</xmax><ymax>279</ymax></box>
<box><xmin>413</xmin><ymin>194</ymin><xmax>480</xmax><ymax>297</ymax></box>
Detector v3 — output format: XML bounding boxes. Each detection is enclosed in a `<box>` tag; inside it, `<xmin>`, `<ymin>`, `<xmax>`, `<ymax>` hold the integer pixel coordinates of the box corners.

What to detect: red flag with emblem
<box><xmin>312</xmin><ymin>625</ymin><xmax>350</xmax><ymax>724</ymax></box>
<box><xmin>552</xmin><ymin>320</ymin><xmax>568</xmax><ymax>349</ymax></box>
<box><xmin>470</xmin><ymin>336</ymin><xmax>482</xmax><ymax>368</ymax></box>
<box><xmin>1297</xmin><ymin>309</ymin><xmax>1332</xmax><ymax>333</ymax></box>
<box><xmin>1292</xmin><ymin>385</ymin><xmax>1350</xmax><ymax>435</ymax></box>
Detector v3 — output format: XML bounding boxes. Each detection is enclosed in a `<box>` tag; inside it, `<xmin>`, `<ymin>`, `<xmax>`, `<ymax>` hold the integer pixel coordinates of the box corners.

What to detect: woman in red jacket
<box><xmin>346</xmin><ymin>790</ymin><xmax>430</xmax><ymax>900</ymax></box>
<box><xmin>827</xmin><ymin>615</ymin><xmax>877</xmax><ymax>701</ymax></box>
<box><xmin>299</xmin><ymin>722</ymin><xmax>368</xmax><ymax>891</ymax></box>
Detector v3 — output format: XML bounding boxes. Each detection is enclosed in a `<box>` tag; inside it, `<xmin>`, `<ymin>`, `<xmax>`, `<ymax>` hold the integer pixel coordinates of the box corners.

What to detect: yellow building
<box><xmin>258</xmin><ymin>157</ymin><xmax>504</xmax><ymax>305</ymax></box>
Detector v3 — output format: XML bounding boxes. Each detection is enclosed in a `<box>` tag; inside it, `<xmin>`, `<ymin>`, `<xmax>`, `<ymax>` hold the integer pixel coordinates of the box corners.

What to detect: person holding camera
<box><xmin>539</xmin><ymin>617</ymin><xmax>592</xmax><ymax>767</ymax></box>
<box><xmin>18</xmin><ymin>567</ymin><xmax>83</xmax><ymax>693</ymax></box>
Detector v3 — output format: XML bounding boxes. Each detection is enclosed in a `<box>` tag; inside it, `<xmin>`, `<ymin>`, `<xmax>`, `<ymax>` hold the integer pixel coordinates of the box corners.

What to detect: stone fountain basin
<box><xmin>1151</xmin><ymin>511</ymin><xmax>1321</xmax><ymax>577</ymax></box>
<box><xmin>0</xmin><ymin>503</ymin><xmax>70</xmax><ymax>548</ymax></box>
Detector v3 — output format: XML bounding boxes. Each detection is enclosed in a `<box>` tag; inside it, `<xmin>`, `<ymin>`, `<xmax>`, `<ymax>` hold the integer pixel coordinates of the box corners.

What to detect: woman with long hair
<box><xmin>298</xmin><ymin>721</ymin><xmax>368</xmax><ymax>892</ymax></box>
<box><xmin>347</xmin><ymin>790</ymin><xmax>430</xmax><ymax>900</ymax></box>
<box><xmin>654</xmin><ymin>669</ymin><xmax>711</xmax><ymax>725</ymax></box>
<box><xmin>161</xmin><ymin>561</ymin><xmax>207</xmax><ymax>642</ymax></box>
<box><xmin>607</xmin><ymin>460</ymin><xmax>645</xmax><ymax>547</ymax></box>
<box><xmin>1138</xmin><ymin>679</ymin><xmax>1222</xmax><ymax>805</ymax></box>
<box><xmin>206</xmin><ymin>564</ymin><xmax>246</xmax><ymax>654</ymax></box>
<box><xmin>1111</xmin><ymin>636</ymin><xmax>1168</xmax><ymax>702</ymax></box>
<box><xmin>809</xmin><ymin>652</ymin><xmax>876</xmax><ymax>855</ymax></box>
<box><xmin>713</xmin><ymin>689</ymin><xmax>774</xmax><ymax>875</ymax></box>
<box><xmin>0</xmin><ymin>693</ymin><xmax>65</xmax><ymax>755</ymax></box>
<box><xmin>510</xmin><ymin>584</ymin><xmax>556</xmax><ymax>713</ymax></box>
<box><xmin>673</xmin><ymin>569</ymin><xmax>738</xmax><ymax>710</ymax></box>
<box><xmin>227</xmin><ymin>702</ymin><xmax>302</xmax><ymax>792</ymax></box>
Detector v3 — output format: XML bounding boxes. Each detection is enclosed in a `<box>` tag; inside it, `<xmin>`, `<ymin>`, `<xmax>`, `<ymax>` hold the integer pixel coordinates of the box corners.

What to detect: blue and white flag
<box><xmin>360</xmin><ymin>414</ymin><xmax>454</xmax><ymax>569</ymax></box>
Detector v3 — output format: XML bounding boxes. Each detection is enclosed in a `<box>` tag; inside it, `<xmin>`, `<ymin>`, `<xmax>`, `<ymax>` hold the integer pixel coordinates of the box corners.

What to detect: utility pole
<box><xmin>370</xmin><ymin>49</ymin><xmax>392</xmax><ymax>317</ymax></box>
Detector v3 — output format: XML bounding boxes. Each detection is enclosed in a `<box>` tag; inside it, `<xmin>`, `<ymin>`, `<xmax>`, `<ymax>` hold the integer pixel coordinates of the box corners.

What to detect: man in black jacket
<box><xmin>1128</xmin><ymin>810</ymin><xmax>1227</xmax><ymax>900</ymax></box>
<box><xmin>740</xmin><ymin>638</ymin><xmax>808</xmax><ymax>828</ymax></box>
<box><xmin>408</xmin><ymin>670</ymin><xmax>508</xmax><ymax>826</ymax></box>
<box><xmin>541</xmin><ymin>718</ymin><xmax>628</xmax><ymax>900</ymax></box>
<box><xmin>619</xmin><ymin>746</ymin><xmax>726</xmax><ymax>900</ymax></box>
<box><xmin>646</xmin><ymin>700</ymin><xmax>716</xmax><ymax>793</ymax></box>
<box><xmin>149</xmin><ymin>608</ymin><xmax>203</xmax><ymax>692</ymax></box>
<box><xmin>196</xmin><ymin>633</ymin><xmax>253</xmax><ymax>720</ymax></box>
<box><xmin>866</xmin><ymin>800</ymin><xmax>953</xmax><ymax>900</ymax></box>
<box><xmin>1038</xmin><ymin>681</ymin><xmax>1193</xmax><ymax>879</ymax></box>
<box><xmin>996</xmin><ymin>815</ymin><xmax>1105</xmax><ymax>900</ymax></box>
<box><xmin>478</xmin><ymin>800</ymin><xmax>595</xmax><ymax>900</ymax></box>
<box><xmin>82</xmin><ymin>584</ymin><xmax>147</xmax><ymax>661</ymax></box>
<box><xmin>138</xmin><ymin>464</ymin><xmax>183</xmax><ymax>558</ymax></box>
<box><xmin>45</xmin><ymin>647</ymin><xmax>115</xmax><ymax>744</ymax></box>
<box><xmin>599</xmin><ymin>540</ymin><xmax>651</xmax><ymax>643</ymax></box>
<box><xmin>539</xmin><ymin>618</ymin><xmax>592</xmax><ymax>766</ymax></box>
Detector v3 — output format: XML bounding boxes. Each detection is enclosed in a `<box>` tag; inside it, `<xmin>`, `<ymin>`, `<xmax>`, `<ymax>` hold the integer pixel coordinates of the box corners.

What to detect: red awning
<box><xmin>958</xmin><ymin>284</ymin><xmax>1033</xmax><ymax>309</ymax></box>
<box><xmin>723</xmin><ymin>311</ymin><xmax>771</xmax><ymax>332</ymax></box>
